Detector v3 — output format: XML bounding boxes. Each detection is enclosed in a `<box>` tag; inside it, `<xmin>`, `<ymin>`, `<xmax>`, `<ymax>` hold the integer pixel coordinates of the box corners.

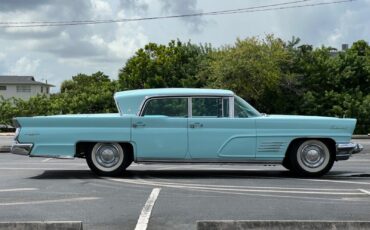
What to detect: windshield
<box><xmin>234</xmin><ymin>96</ymin><xmax>261</xmax><ymax>117</ymax></box>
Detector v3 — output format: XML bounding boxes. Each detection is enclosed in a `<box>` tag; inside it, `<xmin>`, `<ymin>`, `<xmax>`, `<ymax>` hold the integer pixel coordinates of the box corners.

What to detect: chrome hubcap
<box><xmin>300</xmin><ymin>144</ymin><xmax>325</xmax><ymax>168</ymax></box>
<box><xmin>95</xmin><ymin>145</ymin><xmax>120</xmax><ymax>168</ymax></box>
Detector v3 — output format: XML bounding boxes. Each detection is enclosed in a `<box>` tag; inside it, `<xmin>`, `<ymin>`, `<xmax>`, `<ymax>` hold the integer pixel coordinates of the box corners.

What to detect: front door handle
<box><xmin>133</xmin><ymin>122</ymin><xmax>146</xmax><ymax>128</ymax></box>
<box><xmin>190</xmin><ymin>123</ymin><xmax>203</xmax><ymax>128</ymax></box>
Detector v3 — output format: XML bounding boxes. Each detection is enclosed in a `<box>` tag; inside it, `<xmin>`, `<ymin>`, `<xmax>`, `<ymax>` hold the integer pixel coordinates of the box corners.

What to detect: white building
<box><xmin>0</xmin><ymin>76</ymin><xmax>54</xmax><ymax>100</ymax></box>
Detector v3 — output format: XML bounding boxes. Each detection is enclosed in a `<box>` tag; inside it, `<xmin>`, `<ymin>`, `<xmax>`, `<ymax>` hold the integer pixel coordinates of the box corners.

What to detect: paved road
<box><xmin>0</xmin><ymin>139</ymin><xmax>369</xmax><ymax>230</ymax></box>
<box><xmin>0</xmin><ymin>135</ymin><xmax>13</xmax><ymax>146</ymax></box>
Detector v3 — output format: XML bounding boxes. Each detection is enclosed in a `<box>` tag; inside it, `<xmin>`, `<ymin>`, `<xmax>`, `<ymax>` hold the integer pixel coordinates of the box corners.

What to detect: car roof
<box><xmin>114</xmin><ymin>88</ymin><xmax>235</xmax><ymax>98</ymax></box>
<box><xmin>114</xmin><ymin>88</ymin><xmax>235</xmax><ymax>115</ymax></box>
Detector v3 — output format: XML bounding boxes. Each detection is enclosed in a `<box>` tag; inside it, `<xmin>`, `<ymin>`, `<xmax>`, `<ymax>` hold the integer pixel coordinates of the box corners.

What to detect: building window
<box><xmin>16</xmin><ymin>85</ymin><xmax>31</xmax><ymax>93</ymax></box>
<box><xmin>0</xmin><ymin>85</ymin><xmax>6</xmax><ymax>91</ymax></box>
<box><xmin>41</xmin><ymin>86</ymin><xmax>43</xmax><ymax>93</ymax></box>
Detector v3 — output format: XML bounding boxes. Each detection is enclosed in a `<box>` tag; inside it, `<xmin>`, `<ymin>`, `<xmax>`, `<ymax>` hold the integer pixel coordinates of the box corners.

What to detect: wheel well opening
<box><xmin>285</xmin><ymin>138</ymin><xmax>336</xmax><ymax>161</ymax></box>
<box><xmin>75</xmin><ymin>142</ymin><xmax>134</xmax><ymax>162</ymax></box>
<box><xmin>119</xmin><ymin>142</ymin><xmax>134</xmax><ymax>163</ymax></box>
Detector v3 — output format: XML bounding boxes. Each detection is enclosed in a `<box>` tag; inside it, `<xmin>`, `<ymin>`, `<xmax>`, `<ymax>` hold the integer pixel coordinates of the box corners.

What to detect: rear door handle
<box><xmin>133</xmin><ymin>122</ymin><xmax>146</xmax><ymax>128</ymax></box>
<box><xmin>190</xmin><ymin>123</ymin><xmax>203</xmax><ymax>128</ymax></box>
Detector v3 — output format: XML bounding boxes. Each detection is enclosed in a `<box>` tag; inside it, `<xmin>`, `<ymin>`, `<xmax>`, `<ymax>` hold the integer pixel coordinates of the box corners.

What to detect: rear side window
<box><xmin>142</xmin><ymin>97</ymin><xmax>188</xmax><ymax>117</ymax></box>
<box><xmin>192</xmin><ymin>97</ymin><xmax>229</xmax><ymax>117</ymax></box>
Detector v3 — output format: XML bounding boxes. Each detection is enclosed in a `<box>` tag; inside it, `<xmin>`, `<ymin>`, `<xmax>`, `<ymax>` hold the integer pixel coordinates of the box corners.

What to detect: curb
<box><xmin>0</xmin><ymin>221</ymin><xmax>83</xmax><ymax>230</ymax></box>
<box><xmin>197</xmin><ymin>220</ymin><xmax>370</xmax><ymax>230</ymax></box>
<box><xmin>0</xmin><ymin>133</ymin><xmax>14</xmax><ymax>136</ymax></box>
<box><xmin>352</xmin><ymin>135</ymin><xmax>370</xmax><ymax>139</ymax></box>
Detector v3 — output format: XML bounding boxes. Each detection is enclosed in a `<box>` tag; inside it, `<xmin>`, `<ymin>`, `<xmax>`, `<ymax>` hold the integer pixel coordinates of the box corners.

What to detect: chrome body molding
<box><xmin>30</xmin><ymin>155</ymin><xmax>75</xmax><ymax>159</ymax></box>
<box><xmin>136</xmin><ymin>158</ymin><xmax>283</xmax><ymax>164</ymax></box>
<box><xmin>336</xmin><ymin>142</ymin><xmax>363</xmax><ymax>160</ymax></box>
<box><xmin>11</xmin><ymin>142</ymin><xmax>33</xmax><ymax>156</ymax></box>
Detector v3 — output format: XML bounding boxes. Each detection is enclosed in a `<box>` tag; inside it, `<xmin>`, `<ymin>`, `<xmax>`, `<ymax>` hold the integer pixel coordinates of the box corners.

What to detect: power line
<box><xmin>0</xmin><ymin>0</ymin><xmax>356</xmax><ymax>28</ymax></box>
<box><xmin>0</xmin><ymin>0</ymin><xmax>314</xmax><ymax>25</ymax></box>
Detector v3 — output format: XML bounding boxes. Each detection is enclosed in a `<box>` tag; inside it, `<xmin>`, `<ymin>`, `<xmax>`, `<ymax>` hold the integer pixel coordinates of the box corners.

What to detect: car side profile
<box><xmin>12</xmin><ymin>88</ymin><xmax>363</xmax><ymax>177</ymax></box>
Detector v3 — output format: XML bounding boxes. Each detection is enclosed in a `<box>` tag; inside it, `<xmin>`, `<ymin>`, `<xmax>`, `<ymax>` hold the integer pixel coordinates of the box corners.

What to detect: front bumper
<box><xmin>336</xmin><ymin>142</ymin><xmax>363</xmax><ymax>160</ymax></box>
<box><xmin>11</xmin><ymin>142</ymin><xmax>33</xmax><ymax>156</ymax></box>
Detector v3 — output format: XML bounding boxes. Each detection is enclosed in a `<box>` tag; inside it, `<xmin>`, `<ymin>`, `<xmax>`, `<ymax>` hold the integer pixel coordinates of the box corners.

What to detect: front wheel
<box><xmin>86</xmin><ymin>142</ymin><xmax>129</xmax><ymax>176</ymax></box>
<box><xmin>289</xmin><ymin>139</ymin><xmax>334</xmax><ymax>177</ymax></box>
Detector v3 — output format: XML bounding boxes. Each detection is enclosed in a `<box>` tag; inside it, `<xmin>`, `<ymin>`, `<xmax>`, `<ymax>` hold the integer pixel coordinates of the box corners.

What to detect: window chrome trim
<box><xmin>138</xmin><ymin>96</ymin><xmax>189</xmax><ymax>117</ymax></box>
<box><xmin>137</xmin><ymin>94</ymin><xmax>233</xmax><ymax>117</ymax></box>
<box><xmin>190</xmin><ymin>96</ymin><xmax>232</xmax><ymax>118</ymax></box>
<box><xmin>230</xmin><ymin>96</ymin><xmax>235</xmax><ymax>118</ymax></box>
<box><xmin>188</xmin><ymin>97</ymin><xmax>192</xmax><ymax>118</ymax></box>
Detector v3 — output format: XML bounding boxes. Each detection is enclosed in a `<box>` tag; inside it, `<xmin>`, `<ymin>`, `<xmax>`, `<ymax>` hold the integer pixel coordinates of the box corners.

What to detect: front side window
<box><xmin>192</xmin><ymin>97</ymin><xmax>229</xmax><ymax>117</ymax></box>
<box><xmin>234</xmin><ymin>96</ymin><xmax>261</xmax><ymax>118</ymax></box>
<box><xmin>142</xmin><ymin>97</ymin><xmax>188</xmax><ymax>117</ymax></box>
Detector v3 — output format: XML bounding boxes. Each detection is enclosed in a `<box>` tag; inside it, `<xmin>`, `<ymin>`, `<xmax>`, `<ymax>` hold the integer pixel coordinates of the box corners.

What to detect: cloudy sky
<box><xmin>0</xmin><ymin>0</ymin><xmax>369</xmax><ymax>92</ymax></box>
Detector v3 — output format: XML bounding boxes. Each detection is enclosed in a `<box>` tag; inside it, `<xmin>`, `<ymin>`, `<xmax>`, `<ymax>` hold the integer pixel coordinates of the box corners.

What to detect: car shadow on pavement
<box><xmin>119</xmin><ymin>169</ymin><xmax>370</xmax><ymax>179</ymax></box>
<box><xmin>121</xmin><ymin>169</ymin><xmax>294</xmax><ymax>179</ymax></box>
<box><xmin>30</xmin><ymin>169</ymin><xmax>294</xmax><ymax>180</ymax></box>
<box><xmin>29</xmin><ymin>169</ymin><xmax>370</xmax><ymax>180</ymax></box>
<box><xmin>30</xmin><ymin>170</ymin><xmax>99</xmax><ymax>179</ymax></box>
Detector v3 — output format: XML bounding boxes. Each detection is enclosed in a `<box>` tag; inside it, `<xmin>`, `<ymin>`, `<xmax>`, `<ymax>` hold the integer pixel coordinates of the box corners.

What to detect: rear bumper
<box><xmin>336</xmin><ymin>142</ymin><xmax>363</xmax><ymax>160</ymax></box>
<box><xmin>11</xmin><ymin>142</ymin><xmax>33</xmax><ymax>156</ymax></box>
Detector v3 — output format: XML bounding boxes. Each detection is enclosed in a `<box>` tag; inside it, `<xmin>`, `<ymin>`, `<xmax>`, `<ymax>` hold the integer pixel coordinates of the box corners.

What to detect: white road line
<box><xmin>2</xmin><ymin>163</ymin><xmax>86</xmax><ymax>166</ymax></box>
<box><xmin>348</xmin><ymin>160</ymin><xmax>370</xmax><ymax>162</ymax></box>
<box><xmin>110</xmin><ymin>178</ymin><xmax>363</xmax><ymax>195</ymax></box>
<box><xmin>359</xmin><ymin>189</ymin><xmax>370</xmax><ymax>195</ymax></box>
<box><xmin>302</xmin><ymin>179</ymin><xmax>370</xmax><ymax>185</ymax></box>
<box><xmin>0</xmin><ymin>168</ymin><xmax>83</xmax><ymax>170</ymax></box>
<box><xmin>145</xmin><ymin>178</ymin><xmax>357</xmax><ymax>191</ymax></box>
<box><xmin>134</xmin><ymin>188</ymin><xmax>161</xmax><ymax>230</ymax></box>
<box><xmin>0</xmin><ymin>197</ymin><xmax>99</xmax><ymax>206</ymax></box>
<box><xmin>41</xmin><ymin>158</ymin><xmax>52</xmax><ymax>162</ymax></box>
<box><xmin>0</xmin><ymin>188</ymin><xmax>38</xmax><ymax>192</ymax></box>
<box><xmin>189</xmin><ymin>188</ymin><xmax>367</xmax><ymax>203</ymax></box>
<box><xmin>109</xmin><ymin>178</ymin><xmax>368</xmax><ymax>202</ymax></box>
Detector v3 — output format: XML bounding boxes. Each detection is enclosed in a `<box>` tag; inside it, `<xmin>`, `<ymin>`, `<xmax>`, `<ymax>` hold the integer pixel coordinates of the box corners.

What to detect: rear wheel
<box><xmin>289</xmin><ymin>139</ymin><xmax>334</xmax><ymax>177</ymax></box>
<box><xmin>86</xmin><ymin>142</ymin><xmax>129</xmax><ymax>176</ymax></box>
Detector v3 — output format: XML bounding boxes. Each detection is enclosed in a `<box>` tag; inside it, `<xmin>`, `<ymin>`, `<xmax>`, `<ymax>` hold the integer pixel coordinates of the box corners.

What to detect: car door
<box><xmin>131</xmin><ymin>97</ymin><xmax>189</xmax><ymax>160</ymax></box>
<box><xmin>188</xmin><ymin>97</ymin><xmax>256</xmax><ymax>160</ymax></box>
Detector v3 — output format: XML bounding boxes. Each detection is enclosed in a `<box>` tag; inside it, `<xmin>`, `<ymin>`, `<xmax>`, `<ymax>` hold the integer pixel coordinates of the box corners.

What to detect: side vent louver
<box><xmin>258</xmin><ymin>142</ymin><xmax>285</xmax><ymax>152</ymax></box>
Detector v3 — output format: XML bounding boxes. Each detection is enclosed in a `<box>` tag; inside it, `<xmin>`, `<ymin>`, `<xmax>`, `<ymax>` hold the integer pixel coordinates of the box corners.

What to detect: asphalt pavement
<box><xmin>0</xmin><ymin>138</ymin><xmax>369</xmax><ymax>230</ymax></box>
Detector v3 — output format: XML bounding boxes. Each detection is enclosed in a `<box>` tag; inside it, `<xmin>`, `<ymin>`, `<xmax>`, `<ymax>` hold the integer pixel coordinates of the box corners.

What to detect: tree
<box><xmin>296</xmin><ymin>40</ymin><xmax>370</xmax><ymax>133</ymax></box>
<box><xmin>118</xmin><ymin>40</ymin><xmax>212</xmax><ymax>90</ymax></box>
<box><xmin>58</xmin><ymin>72</ymin><xmax>118</xmax><ymax>114</ymax></box>
<box><xmin>201</xmin><ymin>35</ymin><xmax>291</xmax><ymax>113</ymax></box>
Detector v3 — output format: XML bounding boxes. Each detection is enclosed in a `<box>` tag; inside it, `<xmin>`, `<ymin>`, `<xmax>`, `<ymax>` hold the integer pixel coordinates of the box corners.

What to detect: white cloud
<box><xmin>10</xmin><ymin>57</ymin><xmax>41</xmax><ymax>75</ymax></box>
<box><xmin>159</xmin><ymin>0</ymin><xmax>207</xmax><ymax>32</ymax></box>
<box><xmin>106</xmin><ymin>10</ymin><xmax>149</xmax><ymax>59</ymax></box>
<box><xmin>0</xmin><ymin>0</ymin><xmax>368</xmax><ymax>92</ymax></box>
<box><xmin>326</xmin><ymin>7</ymin><xmax>370</xmax><ymax>48</ymax></box>
<box><xmin>0</xmin><ymin>52</ymin><xmax>6</xmax><ymax>61</ymax></box>
<box><xmin>90</xmin><ymin>0</ymin><xmax>113</xmax><ymax>18</ymax></box>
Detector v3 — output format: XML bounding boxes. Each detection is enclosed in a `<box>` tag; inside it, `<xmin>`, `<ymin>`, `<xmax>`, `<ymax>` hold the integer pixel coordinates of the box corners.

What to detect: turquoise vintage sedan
<box><xmin>12</xmin><ymin>88</ymin><xmax>363</xmax><ymax>177</ymax></box>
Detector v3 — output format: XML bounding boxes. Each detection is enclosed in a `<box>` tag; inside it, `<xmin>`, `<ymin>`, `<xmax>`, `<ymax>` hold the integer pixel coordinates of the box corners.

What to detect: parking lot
<box><xmin>0</xmin><ymin>138</ymin><xmax>370</xmax><ymax>230</ymax></box>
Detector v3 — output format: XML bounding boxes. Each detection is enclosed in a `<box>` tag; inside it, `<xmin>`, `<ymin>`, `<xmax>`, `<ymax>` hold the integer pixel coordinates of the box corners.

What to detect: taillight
<box><xmin>14</xmin><ymin>128</ymin><xmax>20</xmax><ymax>142</ymax></box>
<box><xmin>12</xmin><ymin>118</ymin><xmax>20</xmax><ymax>128</ymax></box>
